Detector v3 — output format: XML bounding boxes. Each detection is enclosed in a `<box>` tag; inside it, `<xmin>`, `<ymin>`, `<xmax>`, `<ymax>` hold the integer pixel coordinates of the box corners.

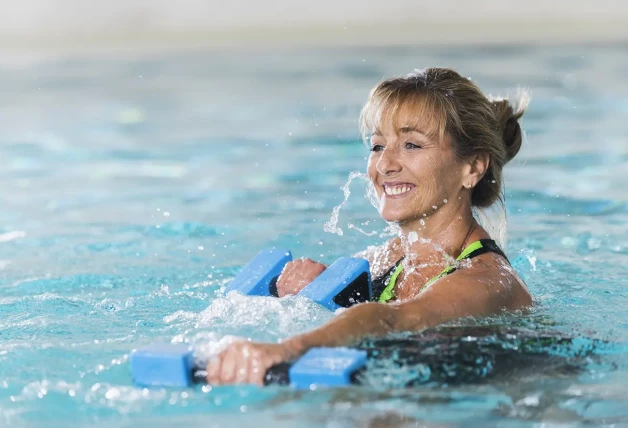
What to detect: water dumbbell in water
<box><xmin>224</xmin><ymin>248</ymin><xmax>372</xmax><ymax>309</ymax></box>
<box><xmin>130</xmin><ymin>344</ymin><xmax>367</xmax><ymax>389</ymax></box>
<box><xmin>224</xmin><ymin>248</ymin><xmax>293</xmax><ymax>296</ymax></box>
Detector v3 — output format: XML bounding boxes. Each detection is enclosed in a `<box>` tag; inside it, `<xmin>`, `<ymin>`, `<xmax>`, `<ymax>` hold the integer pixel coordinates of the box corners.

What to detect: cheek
<box><xmin>433</xmin><ymin>164</ymin><xmax>465</xmax><ymax>200</ymax></box>
<box><xmin>409</xmin><ymin>157</ymin><xmax>451</xmax><ymax>202</ymax></box>
<box><xmin>408</xmin><ymin>156</ymin><xmax>440</xmax><ymax>186</ymax></box>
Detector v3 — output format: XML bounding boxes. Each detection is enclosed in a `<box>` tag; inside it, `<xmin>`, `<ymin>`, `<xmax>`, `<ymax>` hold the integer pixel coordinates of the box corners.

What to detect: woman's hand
<box><xmin>206</xmin><ymin>340</ymin><xmax>300</xmax><ymax>386</ymax></box>
<box><xmin>276</xmin><ymin>259</ymin><xmax>327</xmax><ymax>297</ymax></box>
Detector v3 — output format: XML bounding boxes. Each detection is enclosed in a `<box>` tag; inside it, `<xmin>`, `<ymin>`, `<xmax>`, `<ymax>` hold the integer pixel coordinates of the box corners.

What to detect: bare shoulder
<box><xmin>452</xmin><ymin>252</ymin><xmax>533</xmax><ymax>310</ymax></box>
<box><xmin>412</xmin><ymin>251</ymin><xmax>532</xmax><ymax>313</ymax></box>
<box><xmin>393</xmin><ymin>251</ymin><xmax>532</xmax><ymax>331</ymax></box>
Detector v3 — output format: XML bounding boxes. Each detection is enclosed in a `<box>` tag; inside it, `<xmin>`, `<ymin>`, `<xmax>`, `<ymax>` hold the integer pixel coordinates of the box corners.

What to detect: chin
<box><xmin>380</xmin><ymin>205</ymin><xmax>429</xmax><ymax>225</ymax></box>
<box><xmin>380</xmin><ymin>210</ymin><xmax>413</xmax><ymax>224</ymax></box>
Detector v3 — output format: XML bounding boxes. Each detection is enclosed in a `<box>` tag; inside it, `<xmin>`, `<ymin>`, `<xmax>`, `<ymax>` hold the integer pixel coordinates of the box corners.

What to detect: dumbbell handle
<box><xmin>131</xmin><ymin>345</ymin><xmax>367</xmax><ymax>389</ymax></box>
<box><xmin>190</xmin><ymin>362</ymin><xmax>293</xmax><ymax>385</ymax></box>
<box><xmin>189</xmin><ymin>361</ymin><xmax>367</xmax><ymax>386</ymax></box>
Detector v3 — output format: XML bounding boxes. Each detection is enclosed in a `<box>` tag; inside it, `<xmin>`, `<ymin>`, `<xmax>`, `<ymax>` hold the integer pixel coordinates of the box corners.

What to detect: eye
<box><xmin>370</xmin><ymin>144</ymin><xmax>385</xmax><ymax>152</ymax></box>
<box><xmin>405</xmin><ymin>142</ymin><xmax>422</xmax><ymax>149</ymax></box>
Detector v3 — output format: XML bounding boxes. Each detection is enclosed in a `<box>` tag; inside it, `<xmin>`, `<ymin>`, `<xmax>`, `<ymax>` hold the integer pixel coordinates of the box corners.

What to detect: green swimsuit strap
<box><xmin>377</xmin><ymin>260</ymin><xmax>404</xmax><ymax>303</ymax></box>
<box><xmin>377</xmin><ymin>240</ymin><xmax>486</xmax><ymax>303</ymax></box>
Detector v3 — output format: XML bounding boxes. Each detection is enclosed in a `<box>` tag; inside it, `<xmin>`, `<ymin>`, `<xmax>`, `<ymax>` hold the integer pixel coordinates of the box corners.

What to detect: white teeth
<box><xmin>384</xmin><ymin>185</ymin><xmax>412</xmax><ymax>196</ymax></box>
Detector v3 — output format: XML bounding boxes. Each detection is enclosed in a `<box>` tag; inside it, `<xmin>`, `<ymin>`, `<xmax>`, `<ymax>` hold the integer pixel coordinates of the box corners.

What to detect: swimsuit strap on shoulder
<box><xmin>377</xmin><ymin>239</ymin><xmax>507</xmax><ymax>303</ymax></box>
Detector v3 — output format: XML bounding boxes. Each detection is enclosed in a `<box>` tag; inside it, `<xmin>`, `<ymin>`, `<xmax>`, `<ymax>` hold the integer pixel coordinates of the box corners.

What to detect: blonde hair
<box><xmin>360</xmin><ymin>67</ymin><xmax>529</xmax><ymax>208</ymax></box>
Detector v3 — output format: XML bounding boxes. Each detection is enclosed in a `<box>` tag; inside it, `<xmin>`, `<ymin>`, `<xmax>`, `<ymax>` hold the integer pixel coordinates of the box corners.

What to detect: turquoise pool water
<box><xmin>1</xmin><ymin>44</ymin><xmax>628</xmax><ymax>426</ymax></box>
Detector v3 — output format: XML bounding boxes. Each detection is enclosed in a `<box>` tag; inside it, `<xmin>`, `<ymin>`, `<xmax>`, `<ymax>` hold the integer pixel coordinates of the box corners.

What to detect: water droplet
<box><xmin>105</xmin><ymin>388</ymin><xmax>120</xmax><ymax>400</ymax></box>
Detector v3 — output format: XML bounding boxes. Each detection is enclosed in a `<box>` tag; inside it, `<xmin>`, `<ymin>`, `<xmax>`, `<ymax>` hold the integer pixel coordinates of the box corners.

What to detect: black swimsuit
<box><xmin>371</xmin><ymin>239</ymin><xmax>509</xmax><ymax>302</ymax></box>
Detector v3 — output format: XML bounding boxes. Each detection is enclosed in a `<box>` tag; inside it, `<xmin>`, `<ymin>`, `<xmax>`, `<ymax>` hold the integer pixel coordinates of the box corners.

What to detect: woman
<box><xmin>207</xmin><ymin>68</ymin><xmax>533</xmax><ymax>385</ymax></box>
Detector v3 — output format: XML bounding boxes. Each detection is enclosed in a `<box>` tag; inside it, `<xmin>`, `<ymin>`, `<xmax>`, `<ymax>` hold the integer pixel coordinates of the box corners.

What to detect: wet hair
<box><xmin>360</xmin><ymin>67</ymin><xmax>529</xmax><ymax>208</ymax></box>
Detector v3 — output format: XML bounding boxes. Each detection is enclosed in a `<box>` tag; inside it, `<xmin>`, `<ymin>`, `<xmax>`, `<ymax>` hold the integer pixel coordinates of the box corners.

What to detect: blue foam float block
<box><xmin>289</xmin><ymin>347</ymin><xmax>367</xmax><ymax>390</ymax></box>
<box><xmin>297</xmin><ymin>257</ymin><xmax>371</xmax><ymax>310</ymax></box>
<box><xmin>130</xmin><ymin>344</ymin><xmax>194</xmax><ymax>387</ymax></box>
<box><xmin>225</xmin><ymin>248</ymin><xmax>292</xmax><ymax>296</ymax></box>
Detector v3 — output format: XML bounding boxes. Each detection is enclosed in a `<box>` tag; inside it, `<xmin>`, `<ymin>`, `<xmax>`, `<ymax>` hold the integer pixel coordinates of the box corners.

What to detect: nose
<box><xmin>376</xmin><ymin>147</ymin><xmax>402</xmax><ymax>175</ymax></box>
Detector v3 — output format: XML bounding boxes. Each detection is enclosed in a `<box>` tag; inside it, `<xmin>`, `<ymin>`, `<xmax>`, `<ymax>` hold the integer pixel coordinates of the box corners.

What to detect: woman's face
<box><xmin>367</xmin><ymin>105</ymin><xmax>467</xmax><ymax>227</ymax></box>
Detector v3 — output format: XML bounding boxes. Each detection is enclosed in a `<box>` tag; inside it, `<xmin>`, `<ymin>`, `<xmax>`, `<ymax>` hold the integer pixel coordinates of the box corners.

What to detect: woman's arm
<box><xmin>207</xmin><ymin>262</ymin><xmax>530</xmax><ymax>385</ymax></box>
<box><xmin>284</xmin><ymin>265</ymin><xmax>523</xmax><ymax>352</ymax></box>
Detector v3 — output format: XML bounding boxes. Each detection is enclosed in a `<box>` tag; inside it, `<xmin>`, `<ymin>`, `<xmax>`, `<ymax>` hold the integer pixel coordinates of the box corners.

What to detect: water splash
<box><xmin>323</xmin><ymin>171</ymin><xmax>370</xmax><ymax>236</ymax></box>
<box><xmin>347</xmin><ymin>223</ymin><xmax>379</xmax><ymax>236</ymax></box>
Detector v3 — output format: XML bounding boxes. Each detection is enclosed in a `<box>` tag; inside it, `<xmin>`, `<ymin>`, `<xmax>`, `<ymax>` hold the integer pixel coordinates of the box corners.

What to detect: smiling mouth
<box><xmin>383</xmin><ymin>183</ymin><xmax>416</xmax><ymax>196</ymax></box>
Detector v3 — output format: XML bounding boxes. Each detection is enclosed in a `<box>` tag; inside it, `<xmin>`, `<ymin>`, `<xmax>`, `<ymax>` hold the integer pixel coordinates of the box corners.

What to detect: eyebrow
<box><xmin>370</xmin><ymin>126</ymin><xmax>429</xmax><ymax>137</ymax></box>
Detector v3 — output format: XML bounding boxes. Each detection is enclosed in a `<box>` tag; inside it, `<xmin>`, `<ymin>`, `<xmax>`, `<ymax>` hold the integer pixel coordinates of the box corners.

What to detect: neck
<box><xmin>397</xmin><ymin>202</ymin><xmax>476</xmax><ymax>261</ymax></box>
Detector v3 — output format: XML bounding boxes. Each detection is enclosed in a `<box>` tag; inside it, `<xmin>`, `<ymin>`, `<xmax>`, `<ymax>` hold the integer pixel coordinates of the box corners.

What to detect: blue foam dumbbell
<box><xmin>225</xmin><ymin>248</ymin><xmax>292</xmax><ymax>296</ymax></box>
<box><xmin>224</xmin><ymin>248</ymin><xmax>372</xmax><ymax>308</ymax></box>
<box><xmin>298</xmin><ymin>257</ymin><xmax>372</xmax><ymax>310</ymax></box>
<box><xmin>130</xmin><ymin>343</ymin><xmax>195</xmax><ymax>387</ymax></box>
<box><xmin>288</xmin><ymin>347</ymin><xmax>367</xmax><ymax>389</ymax></box>
<box><xmin>130</xmin><ymin>344</ymin><xmax>367</xmax><ymax>389</ymax></box>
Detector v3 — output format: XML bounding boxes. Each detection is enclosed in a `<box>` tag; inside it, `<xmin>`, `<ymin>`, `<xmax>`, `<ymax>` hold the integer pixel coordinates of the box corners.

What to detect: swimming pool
<box><xmin>1</xmin><ymin>44</ymin><xmax>627</xmax><ymax>426</ymax></box>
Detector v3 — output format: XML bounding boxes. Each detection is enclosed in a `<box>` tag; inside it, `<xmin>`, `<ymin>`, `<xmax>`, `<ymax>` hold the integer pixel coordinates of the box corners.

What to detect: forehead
<box><xmin>368</xmin><ymin>96</ymin><xmax>445</xmax><ymax>140</ymax></box>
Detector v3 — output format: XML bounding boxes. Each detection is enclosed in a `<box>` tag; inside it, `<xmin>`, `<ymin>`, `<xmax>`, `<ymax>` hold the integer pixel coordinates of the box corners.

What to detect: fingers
<box><xmin>246</xmin><ymin>347</ymin><xmax>267</xmax><ymax>386</ymax></box>
<box><xmin>249</xmin><ymin>354</ymin><xmax>265</xmax><ymax>386</ymax></box>
<box><xmin>276</xmin><ymin>263</ymin><xmax>293</xmax><ymax>297</ymax></box>
<box><xmin>206</xmin><ymin>343</ymin><xmax>281</xmax><ymax>386</ymax></box>
<box><xmin>205</xmin><ymin>343</ymin><xmax>262</xmax><ymax>386</ymax></box>
<box><xmin>206</xmin><ymin>354</ymin><xmax>221</xmax><ymax>384</ymax></box>
<box><xmin>310</xmin><ymin>261</ymin><xmax>327</xmax><ymax>277</ymax></box>
<box><xmin>207</xmin><ymin>344</ymin><xmax>237</xmax><ymax>385</ymax></box>
<box><xmin>234</xmin><ymin>345</ymin><xmax>252</xmax><ymax>384</ymax></box>
<box><xmin>277</xmin><ymin>259</ymin><xmax>327</xmax><ymax>297</ymax></box>
<box><xmin>219</xmin><ymin>348</ymin><xmax>238</xmax><ymax>384</ymax></box>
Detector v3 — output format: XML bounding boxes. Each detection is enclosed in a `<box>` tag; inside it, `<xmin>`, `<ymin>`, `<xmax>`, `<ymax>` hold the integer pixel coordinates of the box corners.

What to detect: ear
<box><xmin>461</xmin><ymin>153</ymin><xmax>490</xmax><ymax>189</ymax></box>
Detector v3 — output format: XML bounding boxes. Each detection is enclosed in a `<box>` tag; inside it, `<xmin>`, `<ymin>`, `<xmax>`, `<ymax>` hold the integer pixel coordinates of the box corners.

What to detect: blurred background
<box><xmin>1</xmin><ymin>0</ymin><xmax>626</xmax><ymax>53</ymax></box>
<box><xmin>2</xmin><ymin>1</ymin><xmax>628</xmax><ymax>426</ymax></box>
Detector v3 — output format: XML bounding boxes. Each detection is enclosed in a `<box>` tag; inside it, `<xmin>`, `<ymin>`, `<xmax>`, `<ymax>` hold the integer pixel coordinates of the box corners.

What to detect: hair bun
<box><xmin>502</xmin><ymin>116</ymin><xmax>522</xmax><ymax>162</ymax></box>
<box><xmin>489</xmin><ymin>93</ymin><xmax>528</xmax><ymax>164</ymax></box>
